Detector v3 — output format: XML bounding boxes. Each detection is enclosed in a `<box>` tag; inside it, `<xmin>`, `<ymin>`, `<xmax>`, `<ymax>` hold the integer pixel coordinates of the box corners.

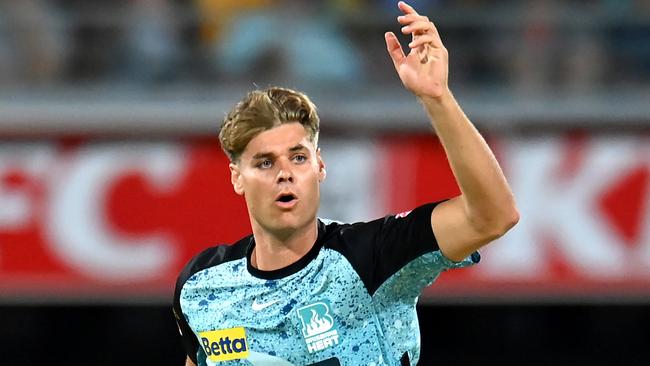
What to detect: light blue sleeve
<box><xmin>374</xmin><ymin>250</ymin><xmax>480</xmax><ymax>302</ymax></box>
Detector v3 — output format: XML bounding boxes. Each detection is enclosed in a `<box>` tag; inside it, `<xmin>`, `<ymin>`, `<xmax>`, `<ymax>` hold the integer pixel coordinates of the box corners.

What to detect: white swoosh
<box><xmin>204</xmin><ymin>352</ymin><xmax>294</xmax><ymax>366</ymax></box>
<box><xmin>251</xmin><ymin>299</ymin><xmax>280</xmax><ymax>311</ymax></box>
<box><xmin>247</xmin><ymin>351</ymin><xmax>295</xmax><ymax>366</ymax></box>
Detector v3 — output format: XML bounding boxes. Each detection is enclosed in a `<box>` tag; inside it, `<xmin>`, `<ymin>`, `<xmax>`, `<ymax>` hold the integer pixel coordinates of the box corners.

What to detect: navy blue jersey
<box><xmin>173</xmin><ymin>202</ymin><xmax>479</xmax><ymax>366</ymax></box>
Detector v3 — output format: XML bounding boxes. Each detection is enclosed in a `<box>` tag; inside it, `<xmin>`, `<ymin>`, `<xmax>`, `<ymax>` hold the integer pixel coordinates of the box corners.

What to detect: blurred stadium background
<box><xmin>1</xmin><ymin>0</ymin><xmax>649</xmax><ymax>365</ymax></box>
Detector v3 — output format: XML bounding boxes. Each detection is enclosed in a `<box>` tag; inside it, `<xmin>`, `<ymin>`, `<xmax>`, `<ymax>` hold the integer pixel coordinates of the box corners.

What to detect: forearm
<box><xmin>420</xmin><ymin>90</ymin><xmax>518</xmax><ymax>233</ymax></box>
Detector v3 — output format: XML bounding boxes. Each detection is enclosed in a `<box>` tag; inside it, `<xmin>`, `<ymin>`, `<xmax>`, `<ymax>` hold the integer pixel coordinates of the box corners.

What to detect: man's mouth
<box><xmin>275</xmin><ymin>193</ymin><xmax>298</xmax><ymax>208</ymax></box>
<box><xmin>276</xmin><ymin>193</ymin><xmax>297</xmax><ymax>203</ymax></box>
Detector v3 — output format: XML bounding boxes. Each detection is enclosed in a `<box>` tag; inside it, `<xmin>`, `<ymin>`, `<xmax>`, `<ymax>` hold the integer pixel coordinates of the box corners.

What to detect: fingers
<box><xmin>398</xmin><ymin>1</ymin><xmax>418</xmax><ymax>15</ymax></box>
<box><xmin>391</xmin><ymin>2</ymin><xmax>445</xmax><ymax>56</ymax></box>
<box><xmin>385</xmin><ymin>31</ymin><xmax>406</xmax><ymax>69</ymax></box>
<box><xmin>397</xmin><ymin>12</ymin><xmax>443</xmax><ymax>49</ymax></box>
<box><xmin>408</xmin><ymin>34</ymin><xmax>442</xmax><ymax>49</ymax></box>
<box><xmin>397</xmin><ymin>13</ymin><xmax>428</xmax><ymax>25</ymax></box>
<box><xmin>401</xmin><ymin>20</ymin><xmax>437</xmax><ymax>36</ymax></box>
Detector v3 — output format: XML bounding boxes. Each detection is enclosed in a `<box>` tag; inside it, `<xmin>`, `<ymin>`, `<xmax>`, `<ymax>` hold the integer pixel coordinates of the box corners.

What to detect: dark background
<box><xmin>2</xmin><ymin>304</ymin><xmax>648</xmax><ymax>365</ymax></box>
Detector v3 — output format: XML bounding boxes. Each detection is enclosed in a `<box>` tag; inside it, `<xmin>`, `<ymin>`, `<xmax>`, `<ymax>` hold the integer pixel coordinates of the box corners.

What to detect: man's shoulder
<box><xmin>321</xmin><ymin>215</ymin><xmax>386</xmax><ymax>233</ymax></box>
<box><xmin>175</xmin><ymin>235</ymin><xmax>252</xmax><ymax>288</ymax></box>
<box><xmin>318</xmin><ymin>216</ymin><xmax>385</xmax><ymax>251</ymax></box>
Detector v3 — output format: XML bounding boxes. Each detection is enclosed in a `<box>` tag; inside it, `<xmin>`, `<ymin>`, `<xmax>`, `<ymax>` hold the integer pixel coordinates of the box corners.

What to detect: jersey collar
<box><xmin>246</xmin><ymin>220</ymin><xmax>327</xmax><ymax>280</ymax></box>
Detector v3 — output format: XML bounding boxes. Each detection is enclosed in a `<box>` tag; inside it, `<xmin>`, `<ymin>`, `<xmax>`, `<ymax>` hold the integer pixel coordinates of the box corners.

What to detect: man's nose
<box><xmin>276</xmin><ymin>159</ymin><xmax>294</xmax><ymax>183</ymax></box>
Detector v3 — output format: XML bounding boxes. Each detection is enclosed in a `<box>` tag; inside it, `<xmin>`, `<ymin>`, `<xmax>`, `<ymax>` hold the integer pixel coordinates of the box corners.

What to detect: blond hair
<box><xmin>219</xmin><ymin>87</ymin><xmax>320</xmax><ymax>162</ymax></box>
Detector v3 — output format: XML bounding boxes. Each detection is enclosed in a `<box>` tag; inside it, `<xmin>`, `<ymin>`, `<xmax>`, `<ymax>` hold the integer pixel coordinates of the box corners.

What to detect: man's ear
<box><xmin>229</xmin><ymin>163</ymin><xmax>244</xmax><ymax>195</ymax></box>
<box><xmin>317</xmin><ymin>148</ymin><xmax>326</xmax><ymax>182</ymax></box>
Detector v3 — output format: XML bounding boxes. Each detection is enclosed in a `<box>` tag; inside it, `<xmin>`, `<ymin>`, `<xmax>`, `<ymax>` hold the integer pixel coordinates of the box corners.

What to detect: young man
<box><xmin>173</xmin><ymin>2</ymin><xmax>519</xmax><ymax>365</ymax></box>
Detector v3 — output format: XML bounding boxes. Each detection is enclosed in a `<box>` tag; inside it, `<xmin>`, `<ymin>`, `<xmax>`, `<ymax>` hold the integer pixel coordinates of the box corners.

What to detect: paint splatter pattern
<box><xmin>180</xmin><ymin>245</ymin><xmax>476</xmax><ymax>365</ymax></box>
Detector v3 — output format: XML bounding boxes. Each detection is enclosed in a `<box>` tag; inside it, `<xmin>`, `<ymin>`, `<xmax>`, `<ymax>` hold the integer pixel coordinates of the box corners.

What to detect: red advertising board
<box><xmin>0</xmin><ymin>134</ymin><xmax>649</xmax><ymax>302</ymax></box>
<box><xmin>0</xmin><ymin>139</ymin><xmax>250</xmax><ymax>300</ymax></box>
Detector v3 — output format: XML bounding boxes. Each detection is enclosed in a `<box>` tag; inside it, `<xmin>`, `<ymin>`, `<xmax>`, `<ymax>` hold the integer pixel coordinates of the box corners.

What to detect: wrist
<box><xmin>418</xmin><ymin>88</ymin><xmax>455</xmax><ymax>110</ymax></box>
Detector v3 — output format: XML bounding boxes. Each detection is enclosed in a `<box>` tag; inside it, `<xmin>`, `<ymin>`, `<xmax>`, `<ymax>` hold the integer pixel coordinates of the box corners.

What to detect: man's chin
<box><xmin>264</xmin><ymin>216</ymin><xmax>315</xmax><ymax>236</ymax></box>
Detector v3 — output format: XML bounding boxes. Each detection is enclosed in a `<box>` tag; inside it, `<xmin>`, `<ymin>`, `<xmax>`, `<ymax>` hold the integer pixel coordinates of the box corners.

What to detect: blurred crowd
<box><xmin>0</xmin><ymin>0</ymin><xmax>648</xmax><ymax>92</ymax></box>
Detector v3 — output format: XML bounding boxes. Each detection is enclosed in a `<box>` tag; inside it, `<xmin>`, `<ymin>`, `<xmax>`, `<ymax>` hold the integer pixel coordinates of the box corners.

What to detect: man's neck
<box><xmin>250</xmin><ymin>220</ymin><xmax>319</xmax><ymax>271</ymax></box>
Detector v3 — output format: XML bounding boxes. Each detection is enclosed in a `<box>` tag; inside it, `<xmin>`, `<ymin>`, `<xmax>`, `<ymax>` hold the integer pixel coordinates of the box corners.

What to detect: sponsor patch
<box><xmin>198</xmin><ymin>327</ymin><xmax>249</xmax><ymax>362</ymax></box>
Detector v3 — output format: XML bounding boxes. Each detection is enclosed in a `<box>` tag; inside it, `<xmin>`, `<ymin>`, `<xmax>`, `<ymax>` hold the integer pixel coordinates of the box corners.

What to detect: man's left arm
<box><xmin>385</xmin><ymin>1</ymin><xmax>519</xmax><ymax>262</ymax></box>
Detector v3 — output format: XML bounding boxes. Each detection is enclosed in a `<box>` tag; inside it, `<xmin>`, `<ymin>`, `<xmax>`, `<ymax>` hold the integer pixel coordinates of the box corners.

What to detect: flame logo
<box><xmin>297</xmin><ymin>301</ymin><xmax>335</xmax><ymax>338</ymax></box>
<box><xmin>305</xmin><ymin>309</ymin><xmax>333</xmax><ymax>337</ymax></box>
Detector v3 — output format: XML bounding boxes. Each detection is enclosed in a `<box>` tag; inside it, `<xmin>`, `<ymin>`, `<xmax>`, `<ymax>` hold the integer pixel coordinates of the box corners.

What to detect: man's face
<box><xmin>230</xmin><ymin>122</ymin><xmax>325</xmax><ymax>236</ymax></box>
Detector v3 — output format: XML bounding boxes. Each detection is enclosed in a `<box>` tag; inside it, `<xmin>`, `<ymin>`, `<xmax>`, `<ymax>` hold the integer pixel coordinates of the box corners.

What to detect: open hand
<box><xmin>385</xmin><ymin>1</ymin><xmax>449</xmax><ymax>99</ymax></box>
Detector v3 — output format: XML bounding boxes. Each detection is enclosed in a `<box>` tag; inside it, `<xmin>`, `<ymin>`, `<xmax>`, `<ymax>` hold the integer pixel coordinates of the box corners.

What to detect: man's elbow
<box><xmin>473</xmin><ymin>203</ymin><xmax>520</xmax><ymax>242</ymax></box>
<box><xmin>501</xmin><ymin>205</ymin><xmax>520</xmax><ymax>233</ymax></box>
<box><xmin>491</xmin><ymin>204</ymin><xmax>520</xmax><ymax>239</ymax></box>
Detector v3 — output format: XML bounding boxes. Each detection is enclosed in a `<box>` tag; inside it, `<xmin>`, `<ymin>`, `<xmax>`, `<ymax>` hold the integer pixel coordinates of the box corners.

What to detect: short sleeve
<box><xmin>377</xmin><ymin>248</ymin><xmax>480</xmax><ymax>302</ymax></box>
<box><xmin>173</xmin><ymin>266</ymin><xmax>200</xmax><ymax>365</ymax></box>
<box><xmin>369</xmin><ymin>202</ymin><xmax>439</xmax><ymax>285</ymax></box>
<box><xmin>335</xmin><ymin>202</ymin><xmax>461</xmax><ymax>295</ymax></box>
<box><xmin>372</xmin><ymin>202</ymin><xmax>479</xmax><ymax>296</ymax></box>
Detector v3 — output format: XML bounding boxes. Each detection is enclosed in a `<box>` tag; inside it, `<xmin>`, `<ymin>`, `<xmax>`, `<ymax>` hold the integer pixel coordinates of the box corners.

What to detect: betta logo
<box><xmin>198</xmin><ymin>327</ymin><xmax>249</xmax><ymax>361</ymax></box>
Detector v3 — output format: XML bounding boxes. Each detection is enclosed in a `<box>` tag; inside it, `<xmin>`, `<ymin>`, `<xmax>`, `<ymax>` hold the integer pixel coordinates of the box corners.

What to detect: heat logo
<box><xmin>198</xmin><ymin>327</ymin><xmax>249</xmax><ymax>362</ymax></box>
<box><xmin>297</xmin><ymin>300</ymin><xmax>340</xmax><ymax>353</ymax></box>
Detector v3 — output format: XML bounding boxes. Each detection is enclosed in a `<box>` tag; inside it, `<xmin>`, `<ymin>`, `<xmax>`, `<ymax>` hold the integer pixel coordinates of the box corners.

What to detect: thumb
<box><xmin>385</xmin><ymin>32</ymin><xmax>405</xmax><ymax>71</ymax></box>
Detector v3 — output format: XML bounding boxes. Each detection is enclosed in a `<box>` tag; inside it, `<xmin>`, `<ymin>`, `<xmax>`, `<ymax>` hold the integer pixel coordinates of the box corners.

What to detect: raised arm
<box><xmin>385</xmin><ymin>1</ymin><xmax>519</xmax><ymax>262</ymax></box>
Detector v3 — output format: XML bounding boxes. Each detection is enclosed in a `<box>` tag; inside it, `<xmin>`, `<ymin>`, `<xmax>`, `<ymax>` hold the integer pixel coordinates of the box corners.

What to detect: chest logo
<box><xmin>252</xmin><ymin>298</ymin><xmax>280</xmax><ymax>311</ymax></box>
<box><xmin>198</xmin><ymin>327</ymin><xmax>249</xmax><ymax>362</ymax></box>
<box><xmin>296</xmin><ymin>300</ymin><xmax>340</xmax><ymax>353</ymax></box>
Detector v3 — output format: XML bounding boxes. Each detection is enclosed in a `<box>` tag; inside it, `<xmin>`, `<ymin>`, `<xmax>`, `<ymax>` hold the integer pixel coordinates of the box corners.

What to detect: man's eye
<box><xmin>293</xmin><ymin>155</ymin><xmax>307</xmax><ymax>163</ymax></box>
<box><xmin>258</xmin><ymin>160</ymin><xmax>273</xmax><ymax>169</ymax></box>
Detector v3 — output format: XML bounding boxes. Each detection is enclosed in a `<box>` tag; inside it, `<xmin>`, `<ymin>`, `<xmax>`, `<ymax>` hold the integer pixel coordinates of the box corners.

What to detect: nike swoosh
<box><xmin>247</xmin><ymin>351</ymin><xmax>295</xmax><ymax>366</ymax></box>
<box><xmin>251</xmin><ymin>299</ymin><xmax>280</xmax><ymax>311</ymax></box>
